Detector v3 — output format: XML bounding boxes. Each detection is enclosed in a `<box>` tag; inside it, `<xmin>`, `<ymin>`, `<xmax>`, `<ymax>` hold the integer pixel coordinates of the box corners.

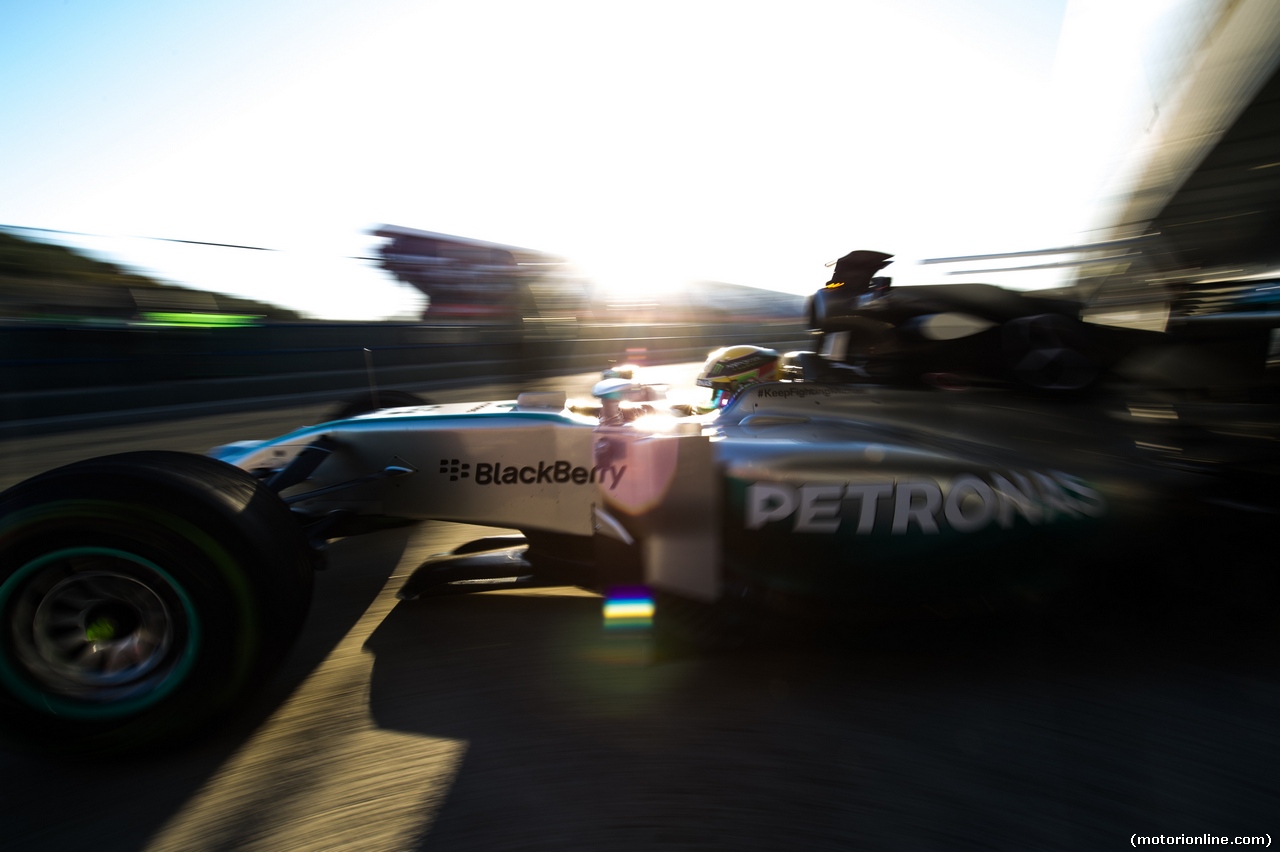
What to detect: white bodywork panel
<box><xmin>594</xmin><ymin>429</ymin><xmax>721</xmax><ymax>601</ymax></box>
<box><xmin>212</xmin><ymin>396</ymin><xmax>725</xmax><ymax>599</ymax></box>
<box><xmin>213</xmin><ymin>402</ymin><xmax>614</xmax><ymax>536</ymax></box>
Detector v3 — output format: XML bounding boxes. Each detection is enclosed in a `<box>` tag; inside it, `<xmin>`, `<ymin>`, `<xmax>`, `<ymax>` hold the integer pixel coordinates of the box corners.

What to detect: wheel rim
<box><xmin>0</xmin><ymin>547</ymin><xmax>200</xmax><ymax>718</ymax></box>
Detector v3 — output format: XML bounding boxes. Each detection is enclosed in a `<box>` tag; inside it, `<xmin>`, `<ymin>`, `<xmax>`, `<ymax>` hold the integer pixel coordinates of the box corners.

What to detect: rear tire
<box><xmin>1002</xmin><ymin>313</ymin><xmax>1099</xmax><ymax>392</ymax></box>
<box><xmin>0</xmin><ymin>452</ymin><xmax>314</xmax><ymax>757</ymax></box>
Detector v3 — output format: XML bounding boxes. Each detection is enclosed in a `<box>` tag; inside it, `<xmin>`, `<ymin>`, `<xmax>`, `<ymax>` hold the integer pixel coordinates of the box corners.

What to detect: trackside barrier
<box><xmin>0</xmin><ymin>322</ymin><xmax>812</xmax><ymax>431</ymax></box>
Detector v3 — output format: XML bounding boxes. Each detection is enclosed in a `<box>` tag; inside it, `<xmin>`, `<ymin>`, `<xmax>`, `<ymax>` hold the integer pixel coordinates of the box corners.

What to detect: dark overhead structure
<box><xmin>1089</xmin><ymin>0</ymin><xmax>1280</xmax><ymax>284</ymax></box>
<box><xmin>1138</xmin><ymin>66</ymin><xmax>1280</xmax><ymax>275</ymax></box>
<box><xmin>918</xmin><ymin>0</ymin><xmax>1280</xmax><ymax>303</ymax></box>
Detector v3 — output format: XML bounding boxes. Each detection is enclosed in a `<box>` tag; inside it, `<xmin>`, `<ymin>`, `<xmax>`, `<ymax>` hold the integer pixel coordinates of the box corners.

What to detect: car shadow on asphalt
<box><xmin>0</xmin><ymin>525</ymin><xmax>414</xmax><ymax>852</ymax></box>
<box><xmin>362</xmin><ymin>587</ymin><xmax>1280</xmax><ymax>851</ymax></box>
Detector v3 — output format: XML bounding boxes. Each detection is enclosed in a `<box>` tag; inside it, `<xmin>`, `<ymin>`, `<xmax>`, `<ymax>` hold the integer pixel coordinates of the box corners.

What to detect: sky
<box><xmin>0</xmin><ymin>0</ymin><xmax>1200</xmax><ymax>319</ymax></box>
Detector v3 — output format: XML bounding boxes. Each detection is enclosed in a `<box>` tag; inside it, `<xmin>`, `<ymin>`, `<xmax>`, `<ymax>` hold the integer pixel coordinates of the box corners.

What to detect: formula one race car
<box><xmin>2</xmin><ymin>253</ymin><xmax>1278</xmax><ymax>757</ymax></box>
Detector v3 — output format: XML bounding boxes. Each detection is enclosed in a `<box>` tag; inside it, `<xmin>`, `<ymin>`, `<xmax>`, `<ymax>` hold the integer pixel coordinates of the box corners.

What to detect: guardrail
<box><xmin>0</xmin><ymin>321</ymin><xmax>814</xmax><ymax>432</ymax></box>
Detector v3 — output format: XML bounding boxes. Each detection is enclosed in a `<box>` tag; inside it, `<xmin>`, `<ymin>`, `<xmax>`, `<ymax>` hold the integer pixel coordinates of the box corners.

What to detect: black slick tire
<box><xmin>0</xmin><ymin>451</ymin><xmax>314</xmax><ymax>757</ymax></box>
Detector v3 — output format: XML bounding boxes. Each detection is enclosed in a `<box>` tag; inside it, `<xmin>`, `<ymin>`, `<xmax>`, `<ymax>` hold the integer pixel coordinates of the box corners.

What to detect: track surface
<box><xmin>1</xmin><ymin>369</ymin><xmax>1277</xmax><ymax>851</ymax></box>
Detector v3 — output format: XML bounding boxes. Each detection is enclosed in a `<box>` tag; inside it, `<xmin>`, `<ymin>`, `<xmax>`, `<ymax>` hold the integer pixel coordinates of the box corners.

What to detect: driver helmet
<box><xmin>696</xmin><ymin>345</ymin><xmax>780</xmax><ymax>408</ymax></box>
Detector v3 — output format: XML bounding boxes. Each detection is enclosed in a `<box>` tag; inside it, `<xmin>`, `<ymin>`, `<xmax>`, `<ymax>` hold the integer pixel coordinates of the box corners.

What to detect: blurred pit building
<box><xmin>372</xmin><ymin>225</ymin><xmax>804</xmax><ymax>330</ymax></box>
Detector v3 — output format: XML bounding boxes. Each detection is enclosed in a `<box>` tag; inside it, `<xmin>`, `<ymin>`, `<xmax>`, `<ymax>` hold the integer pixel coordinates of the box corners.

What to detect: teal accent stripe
<box><xmin>218</xmin><ymin>410</ymin><xmax>587</xmax><ymax>464</ymax></box>
<box><xmin>0</xmin><ymin>547</ymin><xmax>201</xmax><ymax>720</ymax></box>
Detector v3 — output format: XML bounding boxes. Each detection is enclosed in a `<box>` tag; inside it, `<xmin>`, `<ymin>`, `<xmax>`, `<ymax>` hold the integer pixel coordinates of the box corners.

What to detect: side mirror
<box><xmin>592</xmin><ymin>377</ymin><xmax>636</xmax><ymax>400</ymax></box>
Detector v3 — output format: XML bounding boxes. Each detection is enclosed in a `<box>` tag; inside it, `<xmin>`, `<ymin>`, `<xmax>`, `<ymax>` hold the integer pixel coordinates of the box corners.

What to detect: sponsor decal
<box><xmin>744</xmin><ymin>470</ymin><xmax>1105</xmax><ymax>535</ymax></box>
<box><xmin>440</xmin><ymin>459</ymin><xmax>470</xmax><ymax>481</ymax></box>
<box><xmin>752</xmin><ymin>386</ymin><xmax>862</xmax><ymax>400</ymax></box>
<box><xmin>717</xmin><ymin>352</ymin><xmax>773</xmax><ymax>374</ymax></box>
<box><xmin>439</xmin><ymin>458</ymin><xmax>627</xmax><ymax>490</ymax></box>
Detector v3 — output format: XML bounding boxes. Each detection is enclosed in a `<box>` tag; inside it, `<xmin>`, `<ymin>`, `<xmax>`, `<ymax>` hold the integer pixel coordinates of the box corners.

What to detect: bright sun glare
<box><xmin>0</xmin><ymin>0</ymin><xmax>1208</xmax><ymax>318</ymax></box>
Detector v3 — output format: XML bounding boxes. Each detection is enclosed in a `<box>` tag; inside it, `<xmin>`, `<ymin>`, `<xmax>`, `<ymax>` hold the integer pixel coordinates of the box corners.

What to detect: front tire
<box><xmin>0</xmin><ymin>452</ymin><xmax>314</xmax><ymax>757</ymax></box>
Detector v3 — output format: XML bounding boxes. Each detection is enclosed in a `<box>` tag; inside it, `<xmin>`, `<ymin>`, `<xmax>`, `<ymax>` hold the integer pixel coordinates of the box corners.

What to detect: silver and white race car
<box><xmin>2</xmin><ymin>268</ymin><xmax>1277</xmax><ymax>757</ymax></box>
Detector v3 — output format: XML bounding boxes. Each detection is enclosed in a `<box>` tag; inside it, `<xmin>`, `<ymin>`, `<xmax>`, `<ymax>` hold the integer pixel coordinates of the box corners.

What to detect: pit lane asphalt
<box><xmin>1</xmin><ymin>369</ymin><xmax>1278</xmax><ymax>851</ymax></box>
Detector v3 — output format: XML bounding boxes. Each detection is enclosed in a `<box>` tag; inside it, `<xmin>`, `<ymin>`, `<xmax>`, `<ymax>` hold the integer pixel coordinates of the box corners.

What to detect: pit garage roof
<box><xmin>1139</xmin><ymin>66</ymin><xmax>1280</xmax><ymax>275</ymax></box>
<box><xmin>1094</xmin><ymin>0</ymin><xmax>1280</xmax><ymax>283</ymax></box>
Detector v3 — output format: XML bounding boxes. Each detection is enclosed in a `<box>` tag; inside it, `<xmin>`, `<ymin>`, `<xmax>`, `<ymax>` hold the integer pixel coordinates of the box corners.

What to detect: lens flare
<box><xmin>603</xmin><ymin>586</ymin><xmax>654</xmax><ymax>631</ymax></box>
